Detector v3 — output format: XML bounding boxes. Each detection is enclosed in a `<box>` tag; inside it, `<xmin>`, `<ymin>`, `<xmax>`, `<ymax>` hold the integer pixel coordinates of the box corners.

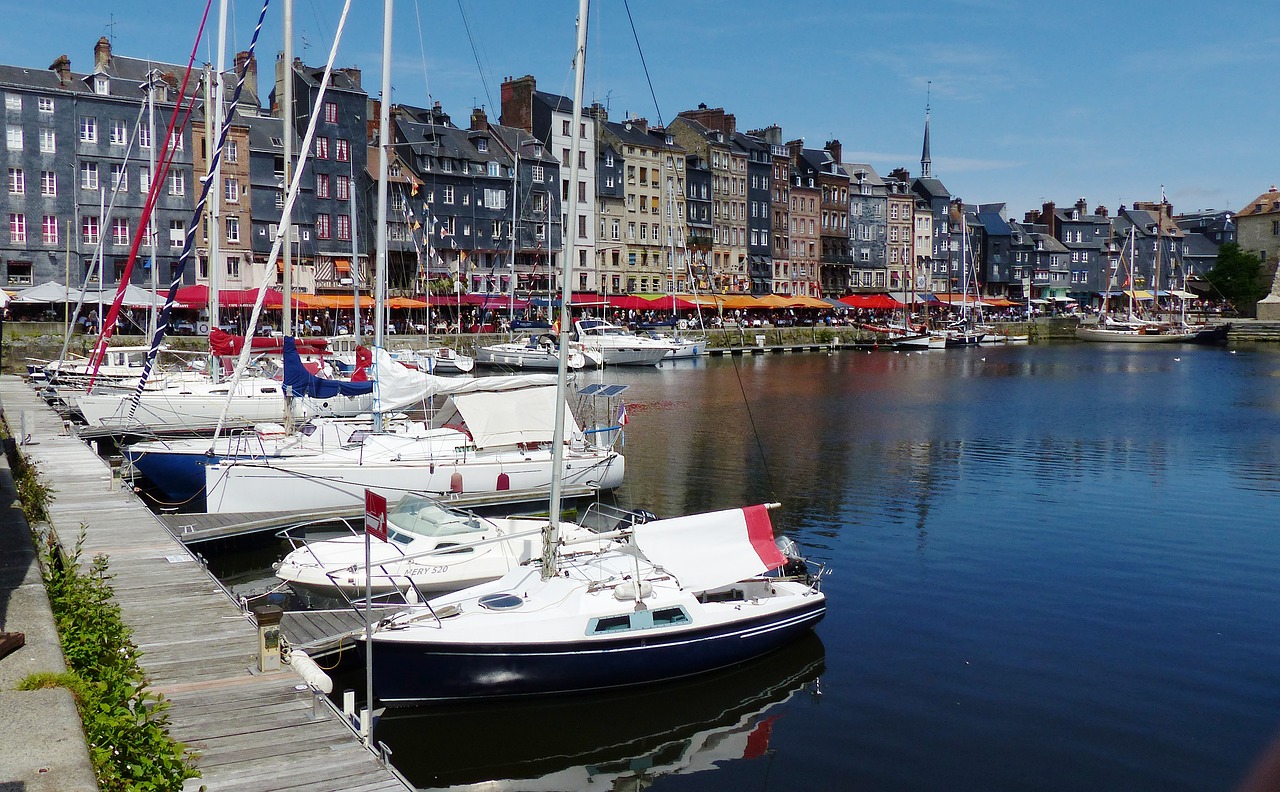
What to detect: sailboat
<box><xmin>357</xmin><ymin>0</ymin><xmax>826</xmax><ymax>706</ymax></box>
<box><xmin>1075</xmin><ymin>223</ymin><xmax>1193</xmax><ymax>343</ymax></box>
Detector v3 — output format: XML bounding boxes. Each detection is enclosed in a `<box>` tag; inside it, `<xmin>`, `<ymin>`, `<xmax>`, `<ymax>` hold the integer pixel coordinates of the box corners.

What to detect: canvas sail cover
<box><xmin>631</xmin><ymin>505</ymin><xmax>787</xmax><ymax>591</ymax></box>
<box><xmin>429</xmin><ymin>386</ymin><xmax>579</xmax><ymax>449</ymax></box>
<box><xmin>371</xmin><ymin>347</ymin><xmax>554</xmax><ymax>413</ymax></box>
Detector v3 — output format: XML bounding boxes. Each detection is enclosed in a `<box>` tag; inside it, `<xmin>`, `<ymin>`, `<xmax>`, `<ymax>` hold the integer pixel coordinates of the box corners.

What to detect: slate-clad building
<box><xmin>1</xmin><ymin>37</ymin><xmax>194</xmax><ymax>288</ymax></box>
<box><xmin>845</xmin><ymin>161</ymin><xmax>888</xmax><ymax>292</ymax></box>
<box><xmin>734</xmin><ymin>131</ymin><xmax>772</xmax><ymax>294</ymax></box>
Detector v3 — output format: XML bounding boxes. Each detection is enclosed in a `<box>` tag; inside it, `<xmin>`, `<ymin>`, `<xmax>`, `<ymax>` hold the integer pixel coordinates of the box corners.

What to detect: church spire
<box><xmin>921</xmin><ymin>80</ymin><xmax>932</xmax><ymax>178</ymax></box>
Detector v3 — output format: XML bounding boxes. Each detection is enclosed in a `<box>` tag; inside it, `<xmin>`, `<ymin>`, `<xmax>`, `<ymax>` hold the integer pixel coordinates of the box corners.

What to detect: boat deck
<box><xmin>0</xmin><ymin>376</ymin><xmax>408</xmax><ymax>792</ymax></box>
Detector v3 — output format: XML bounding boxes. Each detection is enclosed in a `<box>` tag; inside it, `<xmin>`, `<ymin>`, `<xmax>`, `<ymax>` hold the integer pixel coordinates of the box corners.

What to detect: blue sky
<box><xmin>9</xmin><ymin>1</ymin><xmax>1278</xmax><ymax>218</ymax></box>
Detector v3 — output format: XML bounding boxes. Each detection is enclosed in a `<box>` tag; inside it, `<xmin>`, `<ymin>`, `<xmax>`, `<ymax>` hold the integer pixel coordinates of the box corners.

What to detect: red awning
<box><xmin>839</xmin><ymin>293</ymin><xmax>903</xmax><ymax>310</ymax></box>
<box><xmin>173</xmin><ymin>284</ymin><xmax>283</xmax><ymax>308</ymax></box>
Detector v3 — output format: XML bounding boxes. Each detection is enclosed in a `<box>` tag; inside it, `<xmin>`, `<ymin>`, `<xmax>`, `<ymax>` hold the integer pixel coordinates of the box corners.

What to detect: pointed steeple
<box><xmin>920</xmin><ymin>81</ymin><xmax>932</xmax><ymax>179</ymax></box>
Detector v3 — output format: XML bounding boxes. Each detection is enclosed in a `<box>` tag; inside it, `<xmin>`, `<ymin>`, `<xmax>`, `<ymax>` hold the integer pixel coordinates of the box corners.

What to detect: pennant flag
<box><xmin>617</xmin><ymin>403</ymin><xmax>630</xmax><ymax>427</ymax></box>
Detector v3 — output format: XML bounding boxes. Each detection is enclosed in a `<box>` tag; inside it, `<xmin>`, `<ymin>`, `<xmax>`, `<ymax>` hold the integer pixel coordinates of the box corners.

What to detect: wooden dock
<box><xmin>0</xmin><ymin>376</ymin><xmax>408</xmax><ymax>792</ymax></box>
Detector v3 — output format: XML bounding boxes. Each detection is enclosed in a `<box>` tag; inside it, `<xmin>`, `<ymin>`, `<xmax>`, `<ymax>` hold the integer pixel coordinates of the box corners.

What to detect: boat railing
<box><xmin>276</xmin><ymin>517</ymin><xmax>366</xmax><ymax>556</ymax></box>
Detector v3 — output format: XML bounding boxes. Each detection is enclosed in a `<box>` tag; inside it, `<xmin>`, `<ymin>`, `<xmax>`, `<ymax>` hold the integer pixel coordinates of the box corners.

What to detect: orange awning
<box><xmin>335</xmin><ymin>259</ymin><xmax>351</xmax><ymax>273</ymax></box>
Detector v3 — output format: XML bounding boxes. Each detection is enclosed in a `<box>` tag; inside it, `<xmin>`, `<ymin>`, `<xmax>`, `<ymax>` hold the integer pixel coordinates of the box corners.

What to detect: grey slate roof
<box><xmin>914</xmin><ymin>177</ymin><xmax>950</xmax><ymax>199</ymax></box>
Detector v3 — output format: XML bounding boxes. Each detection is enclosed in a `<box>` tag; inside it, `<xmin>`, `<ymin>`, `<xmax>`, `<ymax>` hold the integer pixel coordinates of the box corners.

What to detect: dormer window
<box><xmin>476</xmin><ymin>138</ymin><xmax>487</xmax><ymax>152</ymax></box>
<box><xmin>93</xmin><ymin>75</ymin><xmax>110</xmax><ymax>95</ymax></box>
<box><xmin>665</xmin><ymin>135</ymin><xmax>673</xmax><ymax>146</ymax></box>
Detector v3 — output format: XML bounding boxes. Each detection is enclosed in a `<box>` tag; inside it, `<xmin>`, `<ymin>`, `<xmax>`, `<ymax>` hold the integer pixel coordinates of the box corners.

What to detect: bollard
<box><xmin>252</xmin><ymin>604</ymin><xmax>284</xmax><ymax>672</ymax></box>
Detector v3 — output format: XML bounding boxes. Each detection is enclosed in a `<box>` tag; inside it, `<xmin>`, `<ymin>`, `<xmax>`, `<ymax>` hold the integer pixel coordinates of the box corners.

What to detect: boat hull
<box><xmin>204</xmin><ymin>448</ymin><xmax>625</xmax><ymax>513</ymax></box>
<box><xmin>1074</xmin><ymin>326</ymin><xmax>1194</xmax><ymax>343</ymax></box>
<box><xmin>365</xmin><ymin>596</ymin><xmax>826</xmax><ymax>705</ymax></box>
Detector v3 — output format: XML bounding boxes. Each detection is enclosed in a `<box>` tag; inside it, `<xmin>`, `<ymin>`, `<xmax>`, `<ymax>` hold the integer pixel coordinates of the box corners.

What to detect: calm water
<box><xmin>222</xmin><ymin>342</ymin><xmax>1280</xmax><ymax>791</ymax></box>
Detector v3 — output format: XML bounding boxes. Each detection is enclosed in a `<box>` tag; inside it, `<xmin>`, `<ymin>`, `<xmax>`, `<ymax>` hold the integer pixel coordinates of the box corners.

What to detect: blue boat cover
<box><xmin>282</xmin><ymin>336</ymin><xmax>374</xmax><ymax>398</ymax></box>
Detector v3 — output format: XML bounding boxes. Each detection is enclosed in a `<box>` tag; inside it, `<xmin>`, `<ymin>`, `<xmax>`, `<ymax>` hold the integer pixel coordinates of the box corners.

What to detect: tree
<box><xmin>1206</xmin><ymin>243</ymin><xmax>1269</xmax><ymax>317</ymax></box>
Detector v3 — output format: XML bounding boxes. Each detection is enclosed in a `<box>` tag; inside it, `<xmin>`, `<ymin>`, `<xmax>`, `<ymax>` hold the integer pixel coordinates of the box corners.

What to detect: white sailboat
<box><xmin>357</xmin><ymin>0</ymin><xmax>825</xmax><ymax>706</ymax></box>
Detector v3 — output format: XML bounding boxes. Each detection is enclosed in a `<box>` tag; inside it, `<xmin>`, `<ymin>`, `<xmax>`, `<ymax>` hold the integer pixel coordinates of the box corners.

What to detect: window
<box><xmin>225</xmin><ymin>177</ymin><xmax>240</xmax><ymax>203</ymax></box>
<box><xmin>38</xmin><ymin>97</ymin><xmax>53</xmax><ymax>113</ymax></box>
<box><xmin>578</xmin><ymin>150</ymin><xmax>586</xmax><ymax>169</ymax></box>
<box><xmin>604</xmin><ymin>152</ymin><xmax>614</xmax><ymax>167</ymax></box>
<box><xmin>561</xmin><ymin>147</ymin><xmax>569</xmax><ymax>166</ymax></box>
<box><xmin>314</xmin><ymin>137</ymin><xmax>329</xmax><ymax>159</ymax></box>
<box><xmin>41</xmin><ymin>216</ymin><xmax>57</xmax><ymax>245</ymax></box>
<box><xmin>168</xmin><ymin>169</ymin><xmax>185</xmax><ymax>196</ymax></box>
<box><xmin>562</xmin><ymin>119</ymin><xmax>570</xmax><ymax>136</ymax></box>
<box><xmin>80</xmin><ymin>162</ymin><xmax>99</xmax><ymax>190</ymax></box>
<box><xmin>7</xmin><ymin>168</ymin><xmax>23</xmax><ymax>195</ymax></box>
<box><xmin>611</xmin><ymin>219</ymin><xmax>619</xmax><ymax>240</ymax></box>
<box><xmin>9</xmin><ymin>213</ymin><xmax>26</xmax><ymax>243</ymax></box>
<box><xmin>225</xmin><ymin>216</ymin><xmax>240</xmax><ymax>243</ymax></box>
<box><xmin>337</xmin><ymin>214</ymin><xmax>351</xmax><ymax>240</ymax></box>
<box><xmin>108</xmin><ymin>119</ymin><xmax>127</xmax><ymax>146</ymax></box>
<box><xmin>578</xmin><ymin>215</ymin><xmax>587</xmax><ymax>239</ymax></box>
<box><xmin>226</xmin><ymin>139</ymin><xmax>238</xmax><ymax>163</ymax></box>
<box><xmin>335</xmin><ymin>175</ymin><xmax>349</xmax><ymax>201</ymax></box>
<box><xmin>487</xmin><ymin>161</ymin><xmax>499</xmax><ymax>177</ymax></box>
<box><xmin>112</xmin><ymin>217</ymin><xmax>129</xmax><ymax>245</ymax></box>
<box><xmin>226</xmin><ymin>256</ymin><xmax>240</xmax><ymax>277</ymax></box>
<box><xmin>138</xmin><ymin>125</ymin><xmax>150</xmax><ymax>149</ymax></box>
<box><xmin>335</xmin><ymin>138</ymin><xmax>350</xmax><ymax>162</ymax></box>
<box><xmin>139</xmin><ymin>166</ymin><xmax>150</xmax><ymax>194</ymax></box>
<box><xmin>534</xmin><ymin>223</ymin><xmax>545</xmax><ymax>240</ymax></box>
<box><xmin>531</xmin><ymin>164</ymin><xmax>544</xmax><ymax>182</ymax></box>
<box><xmin>315</xmin><ymin>214</ymin><xmax>331</xmax><ymax>239</ymax></box>
<box><xmin>168</xmin><ymin>130</ymin><xmax>183</xmax><ymax>151</ymax></box>
<box><xmin>316</xmin><ymin>173</ymin><xmax>330</xmax><ymax>199</ymax></box>
<box><xmin>110</xmin><ymin>163</ymin><xmax>126</xmax><ymax>190</ymax></box>
<box><xmin>323</xmin><ymin>101</ymin><xmax>338</xmax><ymax>123</ymax></box>
<box><xmin>169</xmin><ymin>219</ymin><xmax>184</xmax><ymax>247</ymax></box>
<box><xmin>484</xmin><ymin>188</ymin><xmax>506</xmax><ymax>209</ymax></box>
<box><xmin>3</xmin><ymin>94</ymin><xmax>20</xmax><ymax>111</ymax></box>
<box><xmin>81</xmin><ymin>216</ymin><xmax>99</xmax><ymax>244</ymax></box>
<box><xmin>79</xmin><ymin>116</ymin><xmax>97</xmax><ymax>143</ymax></box>
<box><xmin>476</xmin><ymin>137</ymin><xmax>488</xmax><ymax>153</ymax></box>
<box><xmin>442</xmin><ymin>185</ymin><xmax>454</xmax><ymax>204</ymax></box>
<box><xmin>6</xmin><ymin>126</ymin><xmax>23</xmax><ymax>150</ymax></box>
<box><xmin>578</xmin><ymin>180</ymin><xmax>587</xmax><ymax>204</ymax></box>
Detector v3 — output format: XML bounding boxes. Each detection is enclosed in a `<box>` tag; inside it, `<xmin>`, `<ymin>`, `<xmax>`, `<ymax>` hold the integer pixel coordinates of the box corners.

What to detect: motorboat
<box><xmin>475</xmin><ymin>334</ymin><xmax>601</xmax><ymax>370</ymax></box>
<box><xmin>573</xmin><ymin>319</ymin><xmax>676</xmax><ymax>366</ymax></box>
<box><xmin>274</xmin><ymin>495</ymin><xmax>618</xmax><ymax>599</ymax></box>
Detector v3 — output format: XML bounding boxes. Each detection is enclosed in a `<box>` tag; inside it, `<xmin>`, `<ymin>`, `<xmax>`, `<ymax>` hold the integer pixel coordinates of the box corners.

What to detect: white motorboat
<box><xmin>274</xmin><ymin>495</ymin><xmax>618</xmax><ymax>598</ymax></box>
<box><xmin>573</xmin><ymin>318</ymin><xmax>676</xmax><ymax>366</ymax></box>
<box><xmin>475</xmin><ymin>334</ymin><xmax>601</xmax><ymax>370</ymax></box>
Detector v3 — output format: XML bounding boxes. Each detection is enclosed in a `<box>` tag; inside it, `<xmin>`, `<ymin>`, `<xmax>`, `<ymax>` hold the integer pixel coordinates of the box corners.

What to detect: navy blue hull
<box><xmin>366</xmin><ymin>597</ymin><xmax>826</xmax><ymax>705</ymax></box>
<box><xmin>127</xmin><ymin>449</ymin><xmax>221</xmax><ymax>501</ymax></box>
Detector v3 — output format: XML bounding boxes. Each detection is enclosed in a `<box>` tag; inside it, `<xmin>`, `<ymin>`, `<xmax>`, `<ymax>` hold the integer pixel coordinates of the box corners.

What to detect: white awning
<box><xmin>370</xmin><ymin>347</ymin><xmax>554</xmax><ymax>413</ymax></box>
<box><xmin>434</xmin><ymin>386</ymin><xmax>578</xmax><ymax>449</ymax></box>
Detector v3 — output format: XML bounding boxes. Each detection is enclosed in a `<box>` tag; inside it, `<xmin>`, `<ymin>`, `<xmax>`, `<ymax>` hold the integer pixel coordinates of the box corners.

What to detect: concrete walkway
<box><xmin>0</xmin><ymin>432</ymin><xmax>98</xmax><ymax>789</ymax></box>
<box><xmin>0</xmin><ymin>376</ymin><xmax>407</xmax><ymax>792</ymax></box>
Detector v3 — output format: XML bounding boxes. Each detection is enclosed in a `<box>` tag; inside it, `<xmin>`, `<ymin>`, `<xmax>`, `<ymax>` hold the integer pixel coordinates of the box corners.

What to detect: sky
<box><xmin>7</xmin><ymin>0</ymin><xmax>1278</xmax><ymax>219</ymax></box>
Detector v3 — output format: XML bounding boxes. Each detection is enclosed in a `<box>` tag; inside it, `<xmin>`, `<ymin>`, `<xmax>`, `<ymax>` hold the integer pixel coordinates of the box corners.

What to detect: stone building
<box><xmin>884</xmin><ymin>169</ymin><xmax>913</xmax><ymax>294</ymax></box>
<box><xmin>787</xmin><ymin>139</ymin><xmax>821</xmax><ymax>297</ymax></box>
<box><xmin>1238</xmin><ymin>187</ymin><xmax>1280</xmax><ymax>319</ymax></box>
<box><xmin>669</xmin><ymin>106</ymin><xmax>746</xmax><ymax>293</ymax></box>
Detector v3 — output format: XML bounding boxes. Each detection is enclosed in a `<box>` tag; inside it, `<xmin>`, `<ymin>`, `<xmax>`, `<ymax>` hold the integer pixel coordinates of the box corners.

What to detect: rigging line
<box><xmin>413</xmin><ymin>0</ymin><xmax>432</xmax><ymax>103</ymax></box>
<box><xmin>728</xmin><ymin>349</ymin><xmax>778</xmax><ymax>503</ymax></box>
<box><xmin>621</xmin><ymin>0</ymin><xmax>663</xmax><ymax>128</ymax></box>
<box><xmin>455</xmin><ymin>0</ymin><xmax>494</xmax><ymax>113</ymax></box>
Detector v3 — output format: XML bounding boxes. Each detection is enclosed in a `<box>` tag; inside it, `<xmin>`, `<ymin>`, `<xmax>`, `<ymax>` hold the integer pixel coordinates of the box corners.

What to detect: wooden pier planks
<box><xmin>0</xmin><ymin>376</ymin><xmax>407</xmax><ymax>792</ymax></box>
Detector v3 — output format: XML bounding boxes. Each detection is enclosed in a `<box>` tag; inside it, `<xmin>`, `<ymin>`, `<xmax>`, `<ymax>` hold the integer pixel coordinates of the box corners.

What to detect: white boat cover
<box><xmin>631</xmin><ymin>505</ymin><xmax>788</xmax><ymax>591</ymax></box>
<box><xmin>371</xmin><ymin>347</ymin><xmax>555</xmax><ymax>412</ymax></box>
<box><xmin>429</xmin><ymin>386</ymin><xmax>578</xmax><ymax>449</ymax></box>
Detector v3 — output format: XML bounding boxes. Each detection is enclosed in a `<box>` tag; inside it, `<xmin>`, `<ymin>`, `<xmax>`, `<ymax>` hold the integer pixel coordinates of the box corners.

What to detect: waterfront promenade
<box><xmin>0</xmin><ymin>376</ymin><xmax>408</xmax><ymax>791</ymax></box>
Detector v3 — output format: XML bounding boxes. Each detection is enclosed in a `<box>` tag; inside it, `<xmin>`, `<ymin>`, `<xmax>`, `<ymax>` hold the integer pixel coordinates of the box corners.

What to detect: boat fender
<box><xmin>613</xmin><ymin>580</ymin><xmax>653</xmax><ymax>601</ymax></box>
<box><xmin>287</xmin><ymin>650</ymin><xmax>333</xmax><ymax>694</ymax></box>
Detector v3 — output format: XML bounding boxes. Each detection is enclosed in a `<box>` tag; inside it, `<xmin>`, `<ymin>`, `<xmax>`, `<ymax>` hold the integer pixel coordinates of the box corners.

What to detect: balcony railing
<box><xmin>821</xmin><ymin>253</ymin><xmax>856</xmax><ymax>266</ymax></box>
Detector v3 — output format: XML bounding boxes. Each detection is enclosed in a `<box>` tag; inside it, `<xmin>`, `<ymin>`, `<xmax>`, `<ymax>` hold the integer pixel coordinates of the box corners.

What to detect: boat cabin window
<box><xmin>387</xmin><ymin>497</ymin><xmax>486</xmax><ymax>538</ymax></box>
<box><xmin>587</xmin><ymin>606</ymin><xmax>690</xmax><ymax>635</ymax></box>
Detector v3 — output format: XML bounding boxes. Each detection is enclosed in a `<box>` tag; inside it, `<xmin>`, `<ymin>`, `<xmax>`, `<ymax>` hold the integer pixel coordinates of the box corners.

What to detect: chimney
<box><xmin>234</xmin><ymin>51</ymin><xmax>258</xmax><ymax>100</ymax></box>
<box><xmin>93</xmin><ymin>36</ymin><xmax>112</xmax><ymax>72</ymax></box>
<box><xmin>888</xmin><ymin>167</ymin><xmax>910</xmax><ymax>183</ymax></box>
<box><xmin>786</xmin><ymin>139</ymin><xmax>805</xmax><ymax>165</ymax></box>
<box><xmin>825</xmin><ymin>139</ymin><xmax>842</xmax><ymax>166</ymax></box>
<box><xmin>500</xmin><ymin>74</ymin><xmax>536</xmax><ymax>133</ymax></box>
<box><xmin>1023</xmin><ymin>209</ymin><xmax>1041</xmax><ymax>224</ymax></box>
<box><xmin>587</xmin><ymin>102</ymin><xmax>608</xmax><ymax>123</ymax></box>
<box><xmin>1040</xmin><ymin>201</ymin><xmax>1057</xmax><ymax>237</ymax></box>
<box><xmin>631</xmin><ymin>117</ymin><xmax>648</xmax><ymax>133</ymax></box>
<box><xmin>724</xmin><ymin>112</ymin><xmax>737</xmax><ymax>137</ymax></box>
<box><xmin>470</xmin><ymin>106</ymin><xmax>488</xmax><ymax>131</ymax></box>
<box><xmin>338</xmin><ymin>66</ymin><xmax>361</xmax><ymax>89</ymax></box>
<box><xmin>1075</xmin><ymin>197</ymin><xmax>1088</xmax><ymax>216</ymax></box>
<box><xmin>49</xmin><ymin>55</ymin><xmax>71</xmax><ymax>86</ymax></box>
<box><xmin>1094</xmin><ymin>204</ymin><xmax>1109</xmax><ymax>218</ymax></box>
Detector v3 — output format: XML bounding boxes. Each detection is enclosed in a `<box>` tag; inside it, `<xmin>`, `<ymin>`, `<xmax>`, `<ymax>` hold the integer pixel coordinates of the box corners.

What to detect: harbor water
<box><xmin>210</xmin><ymin>342</ymin><xmax>1280</xmax><ymax>791</ymax></box>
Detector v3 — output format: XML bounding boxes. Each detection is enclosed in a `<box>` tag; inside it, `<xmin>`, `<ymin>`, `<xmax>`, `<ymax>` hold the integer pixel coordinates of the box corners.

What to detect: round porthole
<box><xmin>477</xmin><ymin>593</ymin><xmax>523</xmax><ymax>611</ymax></box>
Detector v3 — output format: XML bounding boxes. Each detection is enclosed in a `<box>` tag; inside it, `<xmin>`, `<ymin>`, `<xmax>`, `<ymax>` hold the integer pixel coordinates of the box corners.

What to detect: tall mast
<box><xmin>281</xmin><ymin>0</ymin><xmax>294</xmax><ymax>337</ymax></box>
<box><xmin>373</xmin><ymin>0</ymin><xmax>393</xmax><ymax>431</ymax></box>
<box><xmin>544</xmin><ymin>0</ymin><xmax>590</xmax><ymax>579</ymax></box>
<box><xmin>146</xmin><ymin>70</ymin><xmax>159</xmax><ymax>337</ymax></box>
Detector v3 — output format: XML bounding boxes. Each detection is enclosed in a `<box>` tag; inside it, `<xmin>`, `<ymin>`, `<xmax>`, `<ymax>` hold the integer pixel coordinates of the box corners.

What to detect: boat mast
<box><xmin>545</xmin><ymin>0</ymin><xmax>590</xmax><ymax>579</ymax></box>
<box><xmin>281</xmin><ymin>0</ymin><xmax>294</xmax><ymax>338</ymax></box>
<box><xmin>372</xmin><ymin>0</ymin><xmax>393</xmax><ymax>432</ymax></box>
<box><xmin>146</xmin><ymin>69</ymin><xmax>159</xmax><ymax>337</ymax></box>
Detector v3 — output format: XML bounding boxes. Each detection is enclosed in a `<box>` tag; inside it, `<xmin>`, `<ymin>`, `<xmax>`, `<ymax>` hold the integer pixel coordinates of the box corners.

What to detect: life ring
<box><xmin>197</xmin><ymin>321</ymin><xmax>210</xmax><ymax>335</ymax></box>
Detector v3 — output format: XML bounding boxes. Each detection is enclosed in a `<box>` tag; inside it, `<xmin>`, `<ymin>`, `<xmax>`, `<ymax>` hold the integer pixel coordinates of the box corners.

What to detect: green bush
<box><xmin>39</xmin><ymin>533</ymin><xmax>200</xmax><ymax>791</ymax></box>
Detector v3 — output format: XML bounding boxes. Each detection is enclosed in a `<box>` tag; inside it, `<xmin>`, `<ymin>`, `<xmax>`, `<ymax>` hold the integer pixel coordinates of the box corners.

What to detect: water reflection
<box><xmin>372</xmin><ymin>633</ymin><xmax>825</xmax><ymax>791</ymax></box>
